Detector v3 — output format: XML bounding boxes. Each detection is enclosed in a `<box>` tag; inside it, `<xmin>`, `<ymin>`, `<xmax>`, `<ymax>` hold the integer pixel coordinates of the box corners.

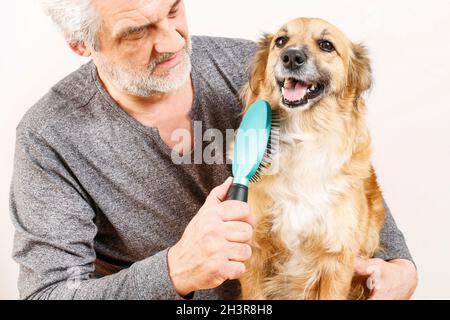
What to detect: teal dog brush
<box><xmin>226</xmin><ymin>100</ymin><xmax>280</xmax><ymax>202</ymax></box>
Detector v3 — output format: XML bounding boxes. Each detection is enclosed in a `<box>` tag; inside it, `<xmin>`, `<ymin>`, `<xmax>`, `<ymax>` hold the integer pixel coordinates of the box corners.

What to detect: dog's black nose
<box><xmin>282</xmin><ymin>48</ymin><xmax>307</xmax><ymax>70</ymax></box>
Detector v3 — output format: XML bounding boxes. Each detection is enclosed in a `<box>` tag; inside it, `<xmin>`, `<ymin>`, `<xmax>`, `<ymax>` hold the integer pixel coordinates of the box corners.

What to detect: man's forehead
<box><xmin>93</xmin><ymin>0</ymin><xmax>175</xmax><ymax>32</ymax></box>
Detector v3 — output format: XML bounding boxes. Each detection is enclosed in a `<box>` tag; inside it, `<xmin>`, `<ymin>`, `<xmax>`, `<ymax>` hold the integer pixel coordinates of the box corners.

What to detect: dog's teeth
<box><xmin>281</xmin><ymin>87</ymin><xmax>285</xmax><ymax>96</ymax></box>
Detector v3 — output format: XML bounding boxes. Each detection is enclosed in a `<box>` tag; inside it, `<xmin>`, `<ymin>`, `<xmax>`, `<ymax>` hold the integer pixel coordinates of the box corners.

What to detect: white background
<box><xmin>1</xmin><ymin>0</ymin><xmax>450</xmax><ymax>299</ymax></box>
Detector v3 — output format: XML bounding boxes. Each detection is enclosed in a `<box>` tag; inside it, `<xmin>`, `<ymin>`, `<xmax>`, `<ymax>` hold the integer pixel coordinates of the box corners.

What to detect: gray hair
<box><xmin>41</xmin><ymin>0</ymin><xmax>100</xmax><ymax>49</ymax></box>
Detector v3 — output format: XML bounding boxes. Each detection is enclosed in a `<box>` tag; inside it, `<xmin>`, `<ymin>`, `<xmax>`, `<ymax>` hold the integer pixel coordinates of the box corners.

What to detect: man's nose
<box><xmin>281</xmin><ymin>48</ymin><xmax>307</xmax><ymax>70</ymax></box>
<box><xmin>153</xmin><ymin>18</ymin><xmax>186</xmax><ymax>54</ymax></box>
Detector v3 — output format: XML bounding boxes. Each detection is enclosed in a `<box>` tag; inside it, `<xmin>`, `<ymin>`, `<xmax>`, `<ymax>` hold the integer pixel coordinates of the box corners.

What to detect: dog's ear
<box><xmin>241</xmin><ymin>33</ymin><xmax>273</xmax><ymax>113</ymax></box>
<box><xmin>348</xmin><ymin>43</ymin><xmax>372</xmax><ymax>99</ymax></box>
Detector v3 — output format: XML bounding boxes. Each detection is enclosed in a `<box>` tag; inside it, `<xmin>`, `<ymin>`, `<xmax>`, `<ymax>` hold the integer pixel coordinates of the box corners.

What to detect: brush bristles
<box><xmin>250</xmin><ymin>110</ymin><xmax>281</xmax><ymax>184</ymax></box>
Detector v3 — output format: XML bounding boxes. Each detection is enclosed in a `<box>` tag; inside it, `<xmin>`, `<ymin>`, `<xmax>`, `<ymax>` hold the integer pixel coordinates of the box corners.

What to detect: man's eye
<box><xmin>275</xmin><ymin>36</ymin><xmax>289</xmax><ymax>48</ymax></box>
<box><xmin>169</xmin><ymin>7</ymin><xmax>179</xmax><ymax>18</ymax></box>
<box><xmin>123</xmin><ymin>27</ymin><xmax>146</xmax><ymax>40</ymax></box>
<box><xmin>130</xmin><ymin>27</ymin><xmax>145</xmax><ymax>35</ymax></box>
<box><xmin>318</xmin><ymin>40</ymin><xmax>335</xmax><ymax>52</ymax></box>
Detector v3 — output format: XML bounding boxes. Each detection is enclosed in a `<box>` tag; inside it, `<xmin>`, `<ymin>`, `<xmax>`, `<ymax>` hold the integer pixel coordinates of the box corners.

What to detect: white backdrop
<box><xmin>1</xmin><ymin>0</ymin><xmax>450</xmax><ymax>299</ymax></box>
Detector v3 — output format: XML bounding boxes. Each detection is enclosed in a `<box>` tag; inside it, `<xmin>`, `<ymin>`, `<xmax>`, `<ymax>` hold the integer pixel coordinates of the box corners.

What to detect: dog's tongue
<box><xmin>284</xmin><ymin>79</ymin><xmax>307</xmax><ymax>101</ymax></box>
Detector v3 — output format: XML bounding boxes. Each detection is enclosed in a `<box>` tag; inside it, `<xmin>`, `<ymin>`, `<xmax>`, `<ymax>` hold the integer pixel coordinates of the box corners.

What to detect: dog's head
<box><xmin>244</xmin><ymin>18</ymin><xmax>372</xmax><ymax>113</ymax></box>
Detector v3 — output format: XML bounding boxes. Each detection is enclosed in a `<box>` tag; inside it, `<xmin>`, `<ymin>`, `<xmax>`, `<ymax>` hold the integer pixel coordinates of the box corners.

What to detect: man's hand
<box><xmin>354</xmin><ymin>257</ymin><xmax>418</xmax><ymax>300</ymax></box>
<box><xmin>167</xmin><ymin>177</ymin><xmax>255</xmax><ymax>297</ymax></box>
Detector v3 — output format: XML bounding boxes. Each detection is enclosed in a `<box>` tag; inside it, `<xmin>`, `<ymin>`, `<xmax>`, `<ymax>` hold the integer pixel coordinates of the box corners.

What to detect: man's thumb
<box><xmin>204</xmin><ymin>177</ymin><xmax>233</xmax><ymax>206</ymax></box>
<box><xmin>354</xmin><ymin>257</ymin><xmax>377</xmax><ymax>276</ymax></box>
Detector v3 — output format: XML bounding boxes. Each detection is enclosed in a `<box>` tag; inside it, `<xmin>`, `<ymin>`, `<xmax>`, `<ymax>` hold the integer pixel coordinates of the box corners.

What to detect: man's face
<box><xmin>91</xmin><ymin>0</ymin><xmax>191</xmax><ymax>96</ymax></box>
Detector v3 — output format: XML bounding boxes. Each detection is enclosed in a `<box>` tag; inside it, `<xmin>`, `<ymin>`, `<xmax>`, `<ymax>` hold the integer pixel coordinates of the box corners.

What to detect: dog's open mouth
<box><xmin>277</xmin><ymin>78</ymin><xmax>325</xmax><ymax>108</ymax></box>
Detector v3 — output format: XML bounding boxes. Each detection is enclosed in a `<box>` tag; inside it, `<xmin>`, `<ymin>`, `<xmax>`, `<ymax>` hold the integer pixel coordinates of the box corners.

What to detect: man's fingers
<box><xmin>218</xmin><ymin>201</ymin><xmax>256</xmax><ymax>228</ymax></box>
<box><xmin>355</xmin><ymin>258</ymin><xmax>386</xmax><ymax>298</ymax></box>
<box><xmin>354</xmin><ymin>257</ymin><xmax>379</xmax><ymax>276</ymax></box>
<box><xmin>227</xmin><ymin>243</ymin><xmax>252</xmax><ymax>262</ymax></box>
<box><xmin>367</xmin><ymin>286</ymin><xmax>379</xmax><ymax>300</ymax></box>
<box><xmin>223</xmin><ymin>261</ymin><xmax>246</xmax><ymax>280</ymax></box>
<box><xmin>204</xmin><ymin>177</ymin><xmax>233</xmax><ymax>207</ymax></box>
<box><xmin>224</xmin><ymin>221</ymin><xmax>253</xmax><ymax>243</ymax></box>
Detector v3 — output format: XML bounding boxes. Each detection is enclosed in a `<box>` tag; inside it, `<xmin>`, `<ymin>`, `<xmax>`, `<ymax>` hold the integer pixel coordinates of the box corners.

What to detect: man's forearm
<box><xmin>374</xmin><ymin>200</ymin><xmax>414</xmax><ymax>263</ymax></box>
<box><xmin>24</xmin><ymin>249</ymin><xmax>183</xmax><ymax>300</ymax></box>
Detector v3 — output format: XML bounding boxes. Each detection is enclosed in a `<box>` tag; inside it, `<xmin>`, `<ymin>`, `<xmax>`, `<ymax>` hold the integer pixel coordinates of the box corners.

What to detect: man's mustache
<box><xmin>147</xmin><ymin>43</ymin><xmax>191</xmax><ymax>72</ymax></box>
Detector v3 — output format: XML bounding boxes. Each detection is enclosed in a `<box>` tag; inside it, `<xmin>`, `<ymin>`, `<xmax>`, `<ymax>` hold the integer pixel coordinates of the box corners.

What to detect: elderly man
<box><xmin>10</xmin><ymin>0</ymin><xmax>417</xmax><ymax>299</ymax></box>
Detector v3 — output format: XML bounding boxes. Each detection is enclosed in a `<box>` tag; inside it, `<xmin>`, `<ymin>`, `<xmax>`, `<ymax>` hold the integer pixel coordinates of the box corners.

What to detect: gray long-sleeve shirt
<box><xmin>9</xmin><ymin>36</ymin><xmax>412</xmax><ymax>300</ymax></box>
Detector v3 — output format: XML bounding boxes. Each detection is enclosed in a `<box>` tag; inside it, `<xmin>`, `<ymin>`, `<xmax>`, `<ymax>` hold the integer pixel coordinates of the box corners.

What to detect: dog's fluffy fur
<box><xmin>239</xmin><ymin>18</ymin><xmax>385</xmax><ymax>300</ymax></box>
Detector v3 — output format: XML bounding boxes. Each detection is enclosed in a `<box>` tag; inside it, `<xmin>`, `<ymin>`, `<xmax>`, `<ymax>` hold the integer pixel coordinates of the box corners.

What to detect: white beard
<box><xmin>93</xmin><ymin>43</ymin><xmax>192</xmax><ymax>97</ymax></box>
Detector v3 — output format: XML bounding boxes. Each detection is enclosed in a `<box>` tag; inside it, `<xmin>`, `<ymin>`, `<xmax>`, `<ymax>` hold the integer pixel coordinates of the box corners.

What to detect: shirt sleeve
<box><xmin>9</xmin><ymin>126</ymin><xmax>186</xmax><ymax>300</ymax></box>
<box><xmin>374</xmin><ymin>200</ymin><xmax>414</xmax><ymax>263</ymax></box>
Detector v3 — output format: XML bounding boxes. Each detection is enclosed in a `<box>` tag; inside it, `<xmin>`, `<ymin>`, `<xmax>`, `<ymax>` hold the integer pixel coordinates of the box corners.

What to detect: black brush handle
<box><xmin>226</xmin><ymin>183</ymin><xmax>248</xmax><ymax>202</ymax></box>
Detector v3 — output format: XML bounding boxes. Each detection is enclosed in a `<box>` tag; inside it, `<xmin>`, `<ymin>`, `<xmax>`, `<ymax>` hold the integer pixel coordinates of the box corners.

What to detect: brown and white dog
<box><xmin>239</xmin><ymin>18</ymin><xmax>385</xmax><ymax>299</ymax></box>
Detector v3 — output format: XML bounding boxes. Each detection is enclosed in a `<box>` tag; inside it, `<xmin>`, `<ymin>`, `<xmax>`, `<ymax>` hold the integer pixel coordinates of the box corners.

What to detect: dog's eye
<box><xmin>318</xmin><ymin>40</ymin><xmax>335</xmax><ymax>52</ymax></box>
<box><xmin>275</xmin><ymin>36</ymin><xmax>289</xmax><ymax>48</ymax></box>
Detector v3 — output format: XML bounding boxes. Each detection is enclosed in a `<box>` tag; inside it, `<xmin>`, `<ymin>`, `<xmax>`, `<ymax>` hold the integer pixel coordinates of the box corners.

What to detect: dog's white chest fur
<box><xmin>254</xmin><ymin>128</ymin><xmax>351</xmax><ymax>252</ymax></box>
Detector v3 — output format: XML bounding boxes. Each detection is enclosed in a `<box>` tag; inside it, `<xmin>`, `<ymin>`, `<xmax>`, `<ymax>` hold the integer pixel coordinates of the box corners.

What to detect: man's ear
<box><xmin>69</xmin><ymin>42</ymin><xmax>92</xmax><ymax>57</ymax></box>
<box><xmin>241</xmin><ymin>33</ymin><xmax>273</xmax><ymax>112</ymax></box>
<box><xmin>348</xmin><ymin>42</ymin><xmax>372</xmax><ymax>99</ymax></box>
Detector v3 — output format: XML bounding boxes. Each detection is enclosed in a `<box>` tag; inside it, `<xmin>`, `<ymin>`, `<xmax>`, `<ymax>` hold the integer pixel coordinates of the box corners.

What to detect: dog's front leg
<box><xmin>317</xmin><ymin>253</ymin><xmax>355</xmax><ymax>300</ymax></box>
<box><xmin>239</xmin><ymin>249</ymin><xmax>268</xmax><ymax>299</ymax></box>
